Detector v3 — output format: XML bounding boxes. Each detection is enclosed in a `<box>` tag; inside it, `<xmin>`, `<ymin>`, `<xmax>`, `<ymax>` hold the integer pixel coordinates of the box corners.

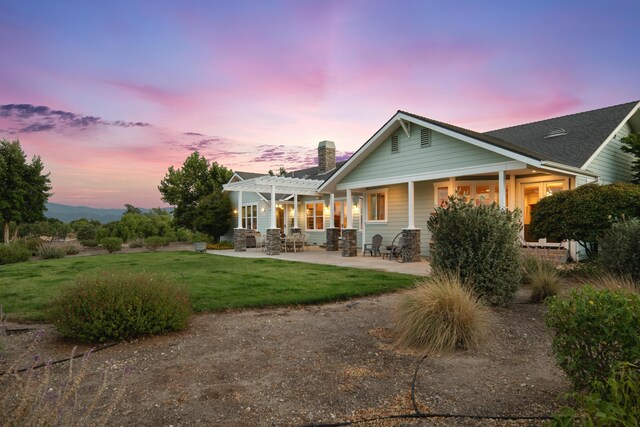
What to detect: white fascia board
<box><xmin>336</xmin><ymin>161</ymin><xmax>527</xmax><ymax>191</ymax></box>
<box><xmin>582</xmin><ymin>102</ymin><xmax>640</xmax><ymax>169</ymax></box>
<box><xmin>539</xmin><ymin>161</ymin><xmax>599</xmax><ymax>178</ymax></box>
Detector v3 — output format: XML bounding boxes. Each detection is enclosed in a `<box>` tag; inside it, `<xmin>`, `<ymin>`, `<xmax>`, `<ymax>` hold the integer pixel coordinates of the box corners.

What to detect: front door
<box><xmin>521</xmin><ymin>180</ymin><xmax>565</xmax><ymax>243</ymax></box>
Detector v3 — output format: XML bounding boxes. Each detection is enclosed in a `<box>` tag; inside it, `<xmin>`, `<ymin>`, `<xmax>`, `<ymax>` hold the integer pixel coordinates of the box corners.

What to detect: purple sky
<box><xmin>1</xmin><ymin>0</ymin><xmax>638</xmax><ymax>208</ymax></box>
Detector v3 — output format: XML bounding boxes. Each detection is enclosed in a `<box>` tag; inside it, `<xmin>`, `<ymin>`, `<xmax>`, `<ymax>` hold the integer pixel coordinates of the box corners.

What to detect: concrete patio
<box><xmin>208</xmin><ymin>246</ymin><xmax>430</xmax><ymax>276</ymax></box>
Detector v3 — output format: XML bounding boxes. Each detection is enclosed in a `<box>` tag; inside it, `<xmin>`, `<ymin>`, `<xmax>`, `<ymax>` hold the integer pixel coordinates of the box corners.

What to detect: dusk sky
<box><xmin>1</xmin><ymin>0</ymin><xmax>638</xmax><ymax>208</ymax></box>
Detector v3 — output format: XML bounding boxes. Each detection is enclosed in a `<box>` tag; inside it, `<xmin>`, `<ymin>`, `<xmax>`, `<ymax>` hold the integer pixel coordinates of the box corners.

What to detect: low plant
<box><xmin>0</xmin><ymin>242</ymin><xmax>32</xmax><ymax>265</ymax></box>
<box><xmin>127</xmin><ymin>238</ymin><xmax>145</xmax><ymax>248</ymax></box>
<box><xmin>588</xmin><ymin>273</ymin><xmax>638</xmax><ymax>293</ymax></box>
<box><xmin>36</xmin><ymin>242</ymin><xmax>66</xmax><ymax>259</ymax></box>
<box><xmin>144</xmin><ymin>236</ymin><xmax>164</xmax><ymax>251</ymax></box>
<box><xmin>521</xmin><ymin>253</ymin><xmax>558</xmax><ymax>285</ymax></box>
<box><xmin>100</xmin><ymin>237</ymin><xmax>123</xmax><ymax>253</ymax></box>
<box><xmin>20</xmin><ymin>237</ymin><xmax>44</xmax><ymax>255</ymax></box>
<box><xmin>393</xmin><ymin>271</ymin><xmax>490</xmax><ymax>354</ymax></box>
<box><xmin>529</xmin><ymin>267</ymin><xmax>561</xmax><ymax>303</ymax></box>
<box><xmin>63</xmin><ymin>243</ymin><xmax>81</xmax><ymax>255</ymax></box>
<box><xmin>598</xmin><ymin>218</ymin><xmax>640</xmax><ymax>282</ymax></box>
<box><xmin>81</xmin><ymin>239</ymin><xmax>99</xmax><ymax>248</ymax></box>
<box><xmin>207</xmin><ymin>241</ymin><xmax>233</xmax><ymax>250</ymax></box>
<box><xmin>49</xmin><ymin>271</ymin><xmax>192</xmax><ymax>343</ymax></box>
<box><xmin>546</xmin><ymin>286</ymin><xmax>640</xmax><ymax>390</ymax></box>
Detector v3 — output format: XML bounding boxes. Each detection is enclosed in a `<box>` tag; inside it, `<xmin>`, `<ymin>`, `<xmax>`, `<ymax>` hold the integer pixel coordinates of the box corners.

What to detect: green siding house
<box><xmin>224</xmin><ymin>101</ymin><xmax>640</xmax><ymax>261</ymax></box>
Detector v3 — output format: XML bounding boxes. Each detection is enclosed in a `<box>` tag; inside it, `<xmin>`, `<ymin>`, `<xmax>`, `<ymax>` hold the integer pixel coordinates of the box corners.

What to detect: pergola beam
<box><xmin>223</xmin><ymin>176</ymin><xmax>324</xmax><ymax>196</ymax></box>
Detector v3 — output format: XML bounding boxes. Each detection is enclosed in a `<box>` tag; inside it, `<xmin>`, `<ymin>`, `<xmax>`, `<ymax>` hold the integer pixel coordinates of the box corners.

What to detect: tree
<box><xmin>158</xmin><ymin>152</ymin><xmax>233</xmax><ymax>242</ymax></box>
<box><xmin>0</xmin><ymin>139</ymin><xmax>51</xmax><ymax>243</ymax></box>
<box><xmin>620</xmin><ymin>133</ymin><xmax>640</xmax><ymax>183</ymax></box>
<box><xmin>267</xmin><ymin>167</ymin><xmax>287</xmax><ymax>177</ymax></box>
<box><xmin>124</xmin><ymin>203</ymin><xmax>142</xmax><ymax>215</ymax></box>
<box><xmin>530</xmin><ymin>183</ymin><xmax>640</xmax><ymax>258</ymax></box>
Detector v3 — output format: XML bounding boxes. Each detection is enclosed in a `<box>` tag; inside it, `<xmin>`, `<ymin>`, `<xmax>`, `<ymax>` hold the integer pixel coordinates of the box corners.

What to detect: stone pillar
<box><xmin>234</xmin><ymin>228</ymin><xmax>247</xmax><ymax>252</ymax></box>
<box><xmin>326</xmin><ymin>227</ymin><xmax>340</xmax><ymax>251</ymax></box>
<box><xmin>342</xmin><ymin>228</ymin><xmax>357</xmax><ymax>257</ymax></box>
<box><xmin>266</xmin><ymin>228</ymin><xmax>281</xmax><ymax>255</ymax></box>
<box><xmin>402</xmin><ymin>228</ymin><xmax>421</xmax><ymax>262</ymax></box>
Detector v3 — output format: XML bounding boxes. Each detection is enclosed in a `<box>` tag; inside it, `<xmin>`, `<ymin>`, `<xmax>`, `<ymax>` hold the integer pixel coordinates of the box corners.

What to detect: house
<box><xmin>223</xmin><ymin>100</ymin><xmax>640</xmax><ymax>261</ymax></box>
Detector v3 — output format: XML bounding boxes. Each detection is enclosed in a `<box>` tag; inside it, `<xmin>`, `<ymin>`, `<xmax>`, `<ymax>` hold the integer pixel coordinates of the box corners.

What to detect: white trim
<box><xmin>399</xmin><ymin>118</ymin><xmax>411</xmax><ymax>138</ymax></box>
<box><xmin>228</xmin><ymin>173</ymin><xmax>269</xmax><ymax>202</ymax></box>
<box><xmin>305</xmin><ymin>201</ymin><xmax>325</xmax><ymax>231</ymax></box>
<box><xmin>337</xmin><ymin>161</ymin><xmax>527</xmax><ymax>190</ymax></box>
<box><xmin>433</xmin><ymin>179</ymin><xmax>511</xmax><ymax>208</ymax></box>
<box><xmin>581</xmin><ymin>102</ymin><xmax>640</xmax><ymax>169</ymax></box>
<box><xmin>241</xmin><ymin>202</ymin><xmax>259</xmax><ymax>230</ymax></box>
<box><xmin>364</xmin><ymin>188</ymin><xmax>388</xmax><ymax>223</ymax></box>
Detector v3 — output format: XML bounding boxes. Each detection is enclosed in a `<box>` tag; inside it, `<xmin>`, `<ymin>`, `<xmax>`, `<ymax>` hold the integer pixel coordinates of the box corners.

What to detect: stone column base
<box><xmin>326</xmin><ymin>227</ymin><xmax>340</xmax><ymax>251</ymax></box>
<box><xmin>342</xmin><ymin>228</ymin><xmax>357</xmax><ymax>257</ymax></box>
<box><xmin>234</xmin><ymin>228</ymin><xmax>247</xmax><ymax>252</ymax></box>
<box><xmin>402</xmin><ymin>228</ymin><xmax>421</xmax><ymax>262</ymax></box>
<box><xmin>266</xmin><ymin>228</ymin><xmax>281</xmax><ymax>255</ymax></box>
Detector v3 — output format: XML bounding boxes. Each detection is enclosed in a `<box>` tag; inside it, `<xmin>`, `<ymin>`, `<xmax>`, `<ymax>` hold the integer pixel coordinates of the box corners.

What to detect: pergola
<box><xmin>223</xmin><ymin>176</ymin><xmax>324</xmax><ymax>230</ymax></box>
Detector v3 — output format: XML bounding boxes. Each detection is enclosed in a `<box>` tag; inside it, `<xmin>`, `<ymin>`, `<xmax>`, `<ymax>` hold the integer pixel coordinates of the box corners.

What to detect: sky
<box><xmin>1</xmin><ymin>0</ymin><xmax>638</xmax><ymax>208</ymax></box>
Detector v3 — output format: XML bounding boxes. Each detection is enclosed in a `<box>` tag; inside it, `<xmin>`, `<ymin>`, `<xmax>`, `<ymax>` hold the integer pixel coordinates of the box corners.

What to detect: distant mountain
<box><xmin>45</xmin><ymin>202</ymin><xmax>172</xmax><ymax>223</ymax></box>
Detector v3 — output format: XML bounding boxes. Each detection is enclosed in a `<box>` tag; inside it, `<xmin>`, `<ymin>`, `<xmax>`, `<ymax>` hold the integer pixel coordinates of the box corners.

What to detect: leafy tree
<box><xmin>124</xmin><ymin>203</ymin><xmax>142</xmax><ymax>215</ymax></box>
<box><xmin>530</xmin><ymin>183</ymin><xmax>640</xmax><ymax>258</ymax></box>
<box><xmin>0</xmin><ymin>139</ymin><xmax>52</xmax><ymax>243</ymax></box>
<box><xmin>267</xmin><ymin>167</ymin><xmax>287</xmax><ymax>177</ymax></box>
<box><xmin>620</xmin><ymin>133</ymin><xmax>640</xmax><ymax>183</ymax></box>
<box><xmin>158</xmin><ymin>152</ymin><xmax>233</xmax><ymax>242</ymax></box>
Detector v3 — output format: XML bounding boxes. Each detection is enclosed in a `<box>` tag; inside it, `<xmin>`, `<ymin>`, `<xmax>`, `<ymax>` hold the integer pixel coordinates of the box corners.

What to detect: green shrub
<box><xmin>393</xmin><ymin>271</ymin><xmax>490</xmax><ymax>354</ymax></box>
<box><xmin>0</xmin><ymin>242</ymin><xmax>32</xmax><ymax>265</ymax></box>
<box><xmin>427</xmin><ymin>197</ymin><xmax>522</xmax><ymax>306</ymax></box>
<box><xmin>161</xmin><ymin>236</ymin><xmax>172</xmax><ymax>246</ymax></box>
<box><xmin>49</xmin><ymin>271</ymin><xmax>192</xmax><ymax>343</ymax></box>
<box><xmin>598</xmin><ymin>219</ymin><xmax>640</xmax><ymax>282</ymax></box>
<box><xmin>63</xmin><ymin>244</ymin><xmax>80</xmax><ymax>255</ymax></box>
<box><xmin>175</xmin><ymin>228</ymin><xmax>195</xmax><ymax>242</ymax></box>
<box><xmin>207</xmin><ymin>241</ymin><xmax>233</xmax><ymax>250</ymax></box>
<box><xmin>128</xmin><ymin>238</ymin><xmax>145</xmax><ymax>248</ymax></box>
<box><xmin>144</xmin><ymin>236</ymin><xmax>164</xmax><ymax>251</ymax></box>
<box><xmin>37</xmin><ymin>243</ymin><xmax>66</xmax><ymax>259</ymax></box>
<box><xmin>76</xmin><ymin>224</ymin><xmax>97</xmax><ymax>242</ymax></box>
<box><xmin>546</xmin><ymin>286</ymin><xmax>640</xmax><ymax>390</ymax></box>
<box><xmin>100</xmin><ymin>237</ymin><xmax>123</xmax><ymax>253</ymax></box>
<box><xmin>81</xmin><ymin>239</ymin><xmax>99</xmax><ymax>248</ymax></box>
<box><xmin>553</xmin><ymin>363</ymin><xmax>640</xmax><ymax>427</ymax></box>
<box><xmin>20</xmin><ymin>237</ymin><xmax>44</xmax><ymax>255</ymax></box>
<box><xmin>529</xmin><ymin>267</ymin><xmax>561</xmax><ymax>303</ymax></box>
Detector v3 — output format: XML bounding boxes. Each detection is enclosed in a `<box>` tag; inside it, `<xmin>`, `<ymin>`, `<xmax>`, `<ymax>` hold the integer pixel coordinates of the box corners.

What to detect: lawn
<box><xmin>0</xmin><ymin>251</ymin><xmax>417</xmax><ymax>322</ymax></box>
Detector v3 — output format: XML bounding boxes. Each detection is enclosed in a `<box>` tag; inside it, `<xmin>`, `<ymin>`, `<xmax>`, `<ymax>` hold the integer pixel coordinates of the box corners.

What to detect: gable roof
<box><xmin>485</xmin><ymin>101</ymin><xmax>639</xmax><ymax>168</ymax></box>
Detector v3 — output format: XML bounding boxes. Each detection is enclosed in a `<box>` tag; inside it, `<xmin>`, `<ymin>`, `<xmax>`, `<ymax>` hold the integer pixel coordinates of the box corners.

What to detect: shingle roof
<box><xmin>485</xmin><ymin>101</ymin><xmax>638</xmax><ymax>168</ymax></box>
<box><xmin>286</xmin><ymin>160</ymin><xmax>348</xmax><ymax>181</ymax></box>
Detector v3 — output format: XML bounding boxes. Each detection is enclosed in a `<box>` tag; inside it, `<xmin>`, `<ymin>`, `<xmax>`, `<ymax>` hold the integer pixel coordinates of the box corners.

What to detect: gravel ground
<box><xmin>1</xmin><ymin>291</ymin><xmax>570</xmax><ymax>426</ymax></box>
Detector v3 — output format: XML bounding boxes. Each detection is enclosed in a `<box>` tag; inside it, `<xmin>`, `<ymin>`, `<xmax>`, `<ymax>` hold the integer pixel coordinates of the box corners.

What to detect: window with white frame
<box><xmin>306</xmin><ymin>202</ymin><xmax>324</xmax><ymax>230</ymax></box>
<box><xmin>366</xmin><ymin>190</ymin><xmax>387</xmax><ymax>222</ymax></box>
<box><xmin>242</xmin><ymin>204</ymin><xmax>258</xmax><ymax>230</ymax></box>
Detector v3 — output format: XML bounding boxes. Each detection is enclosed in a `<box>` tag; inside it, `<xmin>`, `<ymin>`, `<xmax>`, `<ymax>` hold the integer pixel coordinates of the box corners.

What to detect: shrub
<box><xmin>393</xmin><ymin>271</ymin><xmax>490</xmax><ymax>354</ymax></box>
<box><xmin>63</xmin><ymin>244</ymin><xmax>81</xmax><ymax>255</ymax></box>
<box><xmin>100</xmin><ymin>237</ymin><xmax>123</xmax><ymax>253</ymax></box>
<box><xmin>521</xmin><ymin>253</ymin><xmax>558</xmax><ymax>285</ymax></box>
<box><xmin>598</xmin><ymin>219</ymin><xmax>640</xmax><ymax>282</ymax></box>
<box><xmin>427</xmin><ymin>197</ymin><xmax>522</xmax><ymax>306</ymax></box>
<box><xmin>128</xmin><ymin>238</ymin><xmax>145</xmax><ymax>248</ymax></box>
<box><xmin>161</xmin><ymin>236</ymin><xmax>172</xmax><ymax>246</ymax></box>
<box><xmin>529</xmin><ymin>267</ymin><xmax>561</xmax><ymax>303</ymax></box>
<box><xmin>546</xmin><ymin>286</ymin><xmax>640</xmax><ymax>390</ymax></box>
<box><xmin>36</xmin><ymin>242</ymin><xmax>66</xmax><ymax>259</ymax></box>
<box><xmin>20</xmin><ymin>237</ymin><xmax>44</xmax><ymax>255</ymax></box>
<box><xmin>50</xmin><ymin>271</ymin><xmax>192</xmax><ymax>343</ymax></box>
<box><xmin>144</xmin><ymin>236</ymin><xmax>164</xmax><ymax>251</ymax></box>
<box><xmin>588</xmin><ymin>273</ymin><xmax>638</xmax><ymax>293</ymax></box>
<box><xmin>175</xmin><ymin>227</ymin><xmax>195</xmax><ymax>242</ymax></box>
<box><xmin>81</xmin><ymin>239</ymin><xmax>99</xmax><ymax>248</ymax></box>
<box><xmin>0</xmin><ymin>242</ymin><xmax>32</xmax><ymax>265</ymax></box>
<box><xmin>76</xmin><ymin>224</ymin><xmax>97</xmax><ymax>242</ymax></box>
<box><xmin>207</xmin><ymin>241</ymin><xmax>233</xmax><ymax>250</ymax></box>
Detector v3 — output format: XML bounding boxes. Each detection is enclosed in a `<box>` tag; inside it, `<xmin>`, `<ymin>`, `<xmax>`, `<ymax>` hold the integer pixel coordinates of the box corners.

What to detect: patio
<box><xmin>208</xmin><ymin>246</ymin><xmax>430</xmax><ymax>276</ymax></box>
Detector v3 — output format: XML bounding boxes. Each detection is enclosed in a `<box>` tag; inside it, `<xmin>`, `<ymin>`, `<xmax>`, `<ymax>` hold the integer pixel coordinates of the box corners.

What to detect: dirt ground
<box><xmin>1</xmin><ymin>290</ymin><xmax>570</xmax><ymax>426</ymax></box>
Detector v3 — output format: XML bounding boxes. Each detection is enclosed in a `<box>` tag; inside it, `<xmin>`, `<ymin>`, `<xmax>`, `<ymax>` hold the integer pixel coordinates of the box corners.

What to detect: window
<box><xmin>367</xmin><ymin>191</ymin><xmax>387</xmax><ymax>221</ymax></box>
<box><xmin>391</xmin><ymin>135</ymin><xmax>399</xmax><ymax>153</ymax></box>
<box><xmin>437</xmin><ymin>186</ymin><xmax>450</xmax><ymax>207</ymax></box>
<box><xmin>334</xmin><ymin>201</ymin><xmax>347</xmax><ymax>229</ymax></box>
<box><xmin>242</xmin><ymin>204</ymin><xmax>258</xmax><ymax>230</ymax></box>
<box><xmin>306</xmin><ymin>202</ymin><xmax>324</xmax><ymax>230</ymax></box>
<box><xmin>456</xmin><ymin>185</ymin><xmax>471</xmax><ymax>203</ymax></box>
<box><xmin>420</xmin><ymin>128</ymin><xmax>431</xmax><ymax>148</ymax></box>
<box><xmin>475</xmin><ymin>184</ymin><xmax>491</xmax><ymax>206</ymax></box>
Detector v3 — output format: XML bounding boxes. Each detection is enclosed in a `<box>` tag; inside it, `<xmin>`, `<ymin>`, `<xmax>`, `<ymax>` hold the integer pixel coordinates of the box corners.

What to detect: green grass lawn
<box><xmin>0</xmin><ymin>251</ymin><xmax>418</xmax><ymax>322</ymax></box>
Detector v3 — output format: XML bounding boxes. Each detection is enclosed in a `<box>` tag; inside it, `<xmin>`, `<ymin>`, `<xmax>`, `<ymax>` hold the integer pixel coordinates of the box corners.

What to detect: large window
<box><xmin>306</xmin><ymin>202</ymin><xmax>324</xmax><ymax>230</ymax></box>
<box><xmin>242</xmin><ymin>204</ymin><xmax>258</xmax><ymax>230</ymax></box>
<box><xmin>367</xmin><ymin>191</ymin><xmax>387</xmax><ymax>222</ymax></box>
<box><xmin>334</xmin><ymin>200</ymin><xmax>347</xmax><ymax>229</ymax></box>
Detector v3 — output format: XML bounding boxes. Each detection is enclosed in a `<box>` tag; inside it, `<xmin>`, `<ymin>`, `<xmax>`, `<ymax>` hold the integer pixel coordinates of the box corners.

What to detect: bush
<box><xmin>598</xmin><ymin>219</ymin><xmax>640</xmax><ymax>282</ymax></box>
<box><xmin>76</xmin><ymin>224</ymin><xmax>97</xmax><ymax>242</ymax></box>
<box><xmin>63</xmin><ymin>244</ymin><xmax>81</xmax><ymax>255</ymax></box>
<box><xmin>393</xmin><ymin>271</ymin><xmax>490</xmax><ymax>354</ymax></box>
<box><xmin>128</xmin><ymin>238</ymin><xmax>145</xmax><ymax>248</ymax></box>
<box><xmin>50</xmin><ymin>271</ymin><xmax>192</xmax><ymax>343</ymax></box>
<box><xmin>546</xmin><ymin>286</ymin><xmax>640</xmax><ymax>390</ymax></box>
<box><xmin>207</xmin><ymin>241</ymin><xmax>233</xmax><ymax>250</ymax></box>
<box><xmin>529</xmin><ymin>267</ymin><xmax>561</xmax><ymax>303</ymax></box>
<box><xmin>81</xmin><ymin>239</ymin><xmax>99</xmax><ymax>248</ymax></box>
<box><xmin>521</xmin><ymin>253</ymin><xmax>558</xmax><ymax>285</ymax></box>
<box><xmin>144</xmin><ymin>236</ymin><xmax>164</xmax><ymax>251</ymax></box>
<box><xmin>427</xmin><ymin>197</ymin><xmax>522</xmax><ymax>306</ymax></box>
<box><xmin>0</xmin><ymin>242</ymin><xmax>32</xmax><ymax>265</ymax></box>
<box><xmin>100</xmin><ymin>237</ymin><xmax>123</xmax><ymax>253</ymax></box>
<box><xmin>20</xmin><ymin>237</ymin><xmax>44</xmax><ymax>255</ymax></box>
<box><xmin>175</xmin><ymin>228</ymin><xmax>195</xmax><ymax>242</ymax></box>
<box><xmin>37</xmin><ymin>242</ymin><xmax>66</xmax><ymax>259</ymax></box>
<box><xmin>161</xmin><ymin>236</ymin><xmax>172</xmax><ymax>246</ymax></box>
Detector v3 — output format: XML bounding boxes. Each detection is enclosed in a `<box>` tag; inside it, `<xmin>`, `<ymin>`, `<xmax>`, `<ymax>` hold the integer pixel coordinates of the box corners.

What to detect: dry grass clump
<box><xmin>521</xmin><ymin>253</ymin><xmax>558</xmax><ymax>286</ymax></box>
<box><xmin>393</xmin><ymin>271</ymin><xmax>490</xmax><ymax>354</ymax></box>
<box><xmin>530</xmin><ymin>268</ymin><xmax>561</xmax><ymax>303</ymax></box>
<box><xmin>587</xmin><ymin>272</ymin><xmax>639</xmax><ymax>293</ymax></box>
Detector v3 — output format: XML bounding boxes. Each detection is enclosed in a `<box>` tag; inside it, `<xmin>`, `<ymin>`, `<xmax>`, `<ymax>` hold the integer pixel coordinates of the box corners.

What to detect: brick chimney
<box><xmin>318</xmin><ymin>140</ymin><xmax>336</xmax><ymax>174</ymax></box>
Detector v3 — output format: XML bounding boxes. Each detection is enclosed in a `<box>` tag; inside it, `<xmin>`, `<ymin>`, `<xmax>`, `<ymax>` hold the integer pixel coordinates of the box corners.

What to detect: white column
<box><xmin>361</xmin><ymin>195</ymin><xmax>366</xmax><ymax>252</ymax></box>
<box><xmin>293</xmin><ymin>194</ymin><xmax>298</xmax><ymax>228</ymax></box>
<box><xmin>498</xmin><ymin>170</ymin><xmax>506</xmax><ymax>208</ymax></box>
<box><xmin>346</xmin><ymin>189</ymin><xmax>353</xmax><ymax>229</ymax></box>
<box><xmin>270</xmin><ymin>185</ymin><xmax>276</xmax><ymax>228</ymax></box>
<box><xmin>508</xmin><ymin>174</ymin><xmax>516</xmax><ymax>209</ymax></box>
<box><xmin>407</xmin><ymin>181</ymin><xmax>415</xmax><ymax>229</ymax></box>
<box><xmin>329</xmin><ymin>193</ymin><xmax>335</xmax><ymax>228</ymax></box>
<box><xmin>237</xmin><ymin>191</ymin><xmax>243</xmax><ymax>228</ymax></box>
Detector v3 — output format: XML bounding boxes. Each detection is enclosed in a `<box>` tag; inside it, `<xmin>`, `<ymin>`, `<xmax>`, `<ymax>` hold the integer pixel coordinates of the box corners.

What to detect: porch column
<box><xmin>498</xmin><ymin>170</ymin><xmax>506</xmax><ymax>208</ymax></box>
<box><xmin>346</xmin><ymin>189</ymin><xmax>353</xmax><ymax>229</ymax></box>
<box><xmin>293</xmin><ymin>194</ymin><xmax>298</xmax><ymax>228</ymax></box>
<box><xmin>270</xmin><ymin>185</ymin><xmax>276</xmax><ymax>228</ymax></box>
<box><xmin>267</xmin><ymin>185</ymin><xmax>280</xmax><ymax>255</ymax></box>
<box><xmin>233</xmin><ymin>191</ymin><xmax>246</xmax><ymax>252</ymax></box>
<box><xmin>508</xmin><ymin>174</ymin><xmax>516</xmax><ymax>209</ymax></box>
<box><xmin>237</xmin><ymin>191</ymin><xmax>243</xmax><ymax>228</ymax></box>
<box><xmin>329</xmin><ymin>193</ymin><xmax>335</xmax><ymax>228</ymax></box>
<box><xmin>407</xmin><ymin>181</ymin><xmax>415</xmax><ymax>229</ymax></box>
<box><xmin>326</xmin><ymin>193</ymin><xmax>339</xmax><ymax>251</ymax></box>
<box><xmin>342</xmin><ymin>189</ymin><xmax>357</xmax><ymax>257</ymax></box>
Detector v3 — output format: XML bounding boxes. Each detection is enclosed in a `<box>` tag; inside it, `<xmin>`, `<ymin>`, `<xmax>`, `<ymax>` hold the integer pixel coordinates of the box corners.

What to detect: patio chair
<box><xmin>284</xmin><ymin>232</ymin><xmax>301</xmax><ymax>252</ymax></box>
<box><xmin>363</xmin><ymin>234</ymin><xmax>383</xmax><ymax>257</ymax></box>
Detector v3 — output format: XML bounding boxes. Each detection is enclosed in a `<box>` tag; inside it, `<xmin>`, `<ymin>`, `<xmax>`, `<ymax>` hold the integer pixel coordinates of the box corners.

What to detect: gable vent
<box><xmin>544</xmin><ymin>128</ymin><xmax>567</xmax><ymax>138</ymax></box>
<box><xmin>420</xmin><ymin>128</ymin><xmax>432</xmax><ymax>148</ymax></box>
<box><xmin>391</xmin><ymin>135</ymin><xmax>399</xmax><ymax>153</ymax></box>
